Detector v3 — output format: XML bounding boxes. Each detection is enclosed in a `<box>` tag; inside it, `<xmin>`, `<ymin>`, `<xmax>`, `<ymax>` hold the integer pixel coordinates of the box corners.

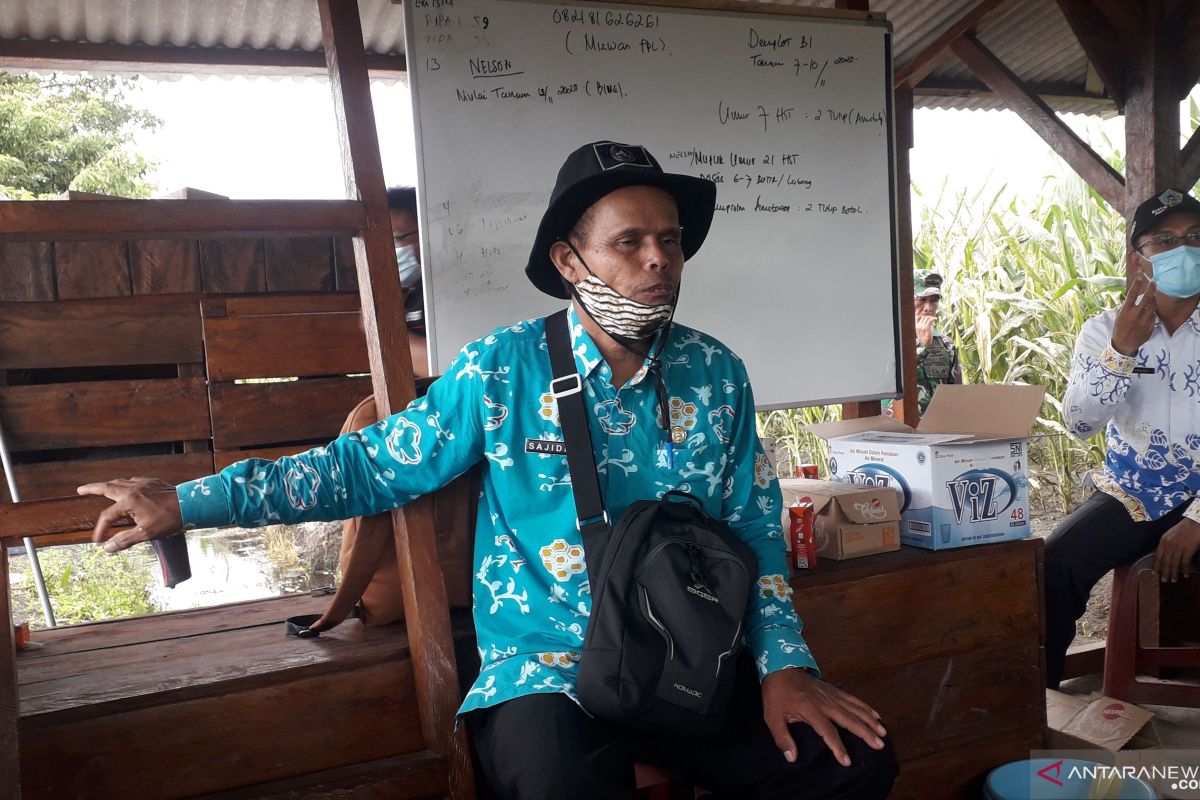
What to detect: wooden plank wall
<box><xmin>0</xmin><ymin>235</ymin><xmax>356</xmax><ymax>302</ymax></box>
<box><xmin>0</xmin><ymin>234</ymin><xmax>360</xmax><ymax>506</ymax></box>
<box><xmin>0</xmin><ymin>294</ymin><xmax>211</xmax><ymax>503</ymax></box>
<box><xmin>200</xmin><ymin>293</ymin><xmax>371</xmax><ymax>466</ymax></box>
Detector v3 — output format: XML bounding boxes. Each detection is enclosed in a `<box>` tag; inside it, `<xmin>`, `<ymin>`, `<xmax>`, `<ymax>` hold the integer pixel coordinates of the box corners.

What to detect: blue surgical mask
<box><xmin>1149</xmin><ymin>245</ymin><xmax>1200</xmax><ymax>298</ymax></box>
<box><xmin>395</xmin><ymin>245</ymin><xmax>421</xmax><ymax>288</ymax></box>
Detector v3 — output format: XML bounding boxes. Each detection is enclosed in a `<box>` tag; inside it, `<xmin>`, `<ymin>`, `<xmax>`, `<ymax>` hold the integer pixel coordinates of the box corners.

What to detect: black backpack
<box><xmin>546</xmin><ymin>310</ymin><xmax>757</xmax><ymax>738</ymax></box>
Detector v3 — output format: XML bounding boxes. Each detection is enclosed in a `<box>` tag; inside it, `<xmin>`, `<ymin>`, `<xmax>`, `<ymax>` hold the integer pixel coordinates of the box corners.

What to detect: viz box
<box><xmin>808</xmin><ymin>385</ymin><xmax>1046</xmax><ymax>550</ymax></box>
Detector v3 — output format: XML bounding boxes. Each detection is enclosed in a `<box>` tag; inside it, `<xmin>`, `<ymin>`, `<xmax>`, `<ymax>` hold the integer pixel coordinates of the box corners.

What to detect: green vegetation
<box><xmin>915</xmin><ymin>174</ymin><xmax>1125</xmax><ymax>512</ymax></box>
<box><xmin>0</xmin><ymin>72</ymin><xmax>160</xmax><ymax>199</ymax></box>
<box><xmin>10</xmin><ymin>545</ymin><xmax>160</xmax><ymax>629</ymax></box>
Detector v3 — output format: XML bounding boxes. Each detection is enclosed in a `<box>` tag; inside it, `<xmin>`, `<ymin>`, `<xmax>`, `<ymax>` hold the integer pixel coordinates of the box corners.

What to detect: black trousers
<box><xmin>1044</xmin><ymin>490</ymin><xmax>1192</xmax><ymax>688</ymax></box>
<box><xmin>467</xmin><ymin>657</ymin><xmax>898</xmax><ymax>800</ymax></box>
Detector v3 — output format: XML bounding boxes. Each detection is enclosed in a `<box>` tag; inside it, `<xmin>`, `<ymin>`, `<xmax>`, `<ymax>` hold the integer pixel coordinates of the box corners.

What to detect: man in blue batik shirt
<box><xmin>1046</xmin><ymin>187</ymin><xmax>1200</xmax><ymax>689</ymax></box>
<box><xmin>82</xmin><ymin>141</ymin><xmax>896</xmax><ymax>799</ymax></box>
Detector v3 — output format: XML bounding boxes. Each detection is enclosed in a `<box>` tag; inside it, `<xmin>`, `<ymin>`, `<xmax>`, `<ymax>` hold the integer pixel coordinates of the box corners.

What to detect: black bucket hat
<box><xmin>1130</xmin><ymin>188</ymin><xmax>1200</xmax><ymax>244</ymax></box>
<box><xmin>525</xmin><ymin>140</ymin><xmax>717</xmax><ymax>299</ymax></box>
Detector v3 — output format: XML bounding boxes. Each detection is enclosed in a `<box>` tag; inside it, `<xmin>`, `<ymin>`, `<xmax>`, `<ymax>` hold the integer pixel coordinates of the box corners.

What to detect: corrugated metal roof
<box><xmin>806</xmin><ymin>0</ymin><xmax>1111</xmax><ymax>115</ymax></box>
<box><xmin>0</xmin><ymin>0</ymin><xmax>405</xmax><ymax>55</ymax></box>
<box><xmin>0</xmin><ymin>0</ymin><xmax>1114</xmax><ymax>114</ymax></box>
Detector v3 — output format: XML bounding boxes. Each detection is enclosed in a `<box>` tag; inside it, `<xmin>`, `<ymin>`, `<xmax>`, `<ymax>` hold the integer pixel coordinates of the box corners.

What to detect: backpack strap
<box><xmin>546</xmin><ymin>309</ymin><xmax>610</xmax><ymax>542</ymax></box>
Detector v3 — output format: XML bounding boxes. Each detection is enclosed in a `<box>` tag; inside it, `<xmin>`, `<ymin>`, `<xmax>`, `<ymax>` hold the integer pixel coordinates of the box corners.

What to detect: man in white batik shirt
<box><xmin>82</xmin><ymin>141</ymin><xmax>896</xmax><ymax>799</ymax></box>
<box><xmin>1045</xmin><ymin>187</ymin><xmax>1200</xmax><ymax>689</ymax></box>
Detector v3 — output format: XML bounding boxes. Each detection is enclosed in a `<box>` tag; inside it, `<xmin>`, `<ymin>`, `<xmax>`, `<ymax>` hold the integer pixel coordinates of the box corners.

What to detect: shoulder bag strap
<box><xmin>545</xmin><ymin>309</ymin><xmax>610</xmax><ymax>542</ymax></box>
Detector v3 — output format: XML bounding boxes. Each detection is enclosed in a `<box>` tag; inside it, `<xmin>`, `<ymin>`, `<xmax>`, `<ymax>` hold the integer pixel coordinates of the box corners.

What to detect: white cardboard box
<box><xmin>809</xmin><ymin>385</ymin><xmax>1046</xmax><ymax>550</ymax></box>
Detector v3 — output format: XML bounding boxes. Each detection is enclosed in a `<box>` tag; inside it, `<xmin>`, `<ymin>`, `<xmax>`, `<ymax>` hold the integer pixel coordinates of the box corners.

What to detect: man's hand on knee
<box><xmin>1155</xmin><ymin>518</ymin><xmax>1200</xmax><ymax>582</ymax></box>
<box><xmin>760</xmin><ymin>667</ymin><xmax>887</xmax><ymax>768</ymax></box>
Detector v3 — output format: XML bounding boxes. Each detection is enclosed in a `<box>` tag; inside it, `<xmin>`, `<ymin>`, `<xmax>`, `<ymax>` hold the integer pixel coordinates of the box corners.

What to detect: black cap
<box><xmin>1130</xmin><ymin>188</ymin><xmax>1200</xmax><ymax>244</ymax></box>
<box><xmin>525</xmin><ymin>141</ymin><xmax>717</xmax><ymax>299</ymax></box>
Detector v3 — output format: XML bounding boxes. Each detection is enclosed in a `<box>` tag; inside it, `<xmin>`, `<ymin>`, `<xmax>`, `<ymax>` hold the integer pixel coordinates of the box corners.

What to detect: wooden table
<box><xmin>790</xmin><ymin>538</ymin><xmax>1046</xmax><ymax>799</ymax></box>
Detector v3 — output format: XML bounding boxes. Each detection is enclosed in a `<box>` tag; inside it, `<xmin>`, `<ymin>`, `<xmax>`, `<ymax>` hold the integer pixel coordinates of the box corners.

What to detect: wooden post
<box><xmin>1</xmin><ymin>543</ymin><xmax>20</xmax><ymax>800</ymax></box>
<box><xmin>894</xmin><ymin>88</ymin><xmax>919</xmax><ymax>426</ymax></box>
<box><xmin>317</xmin><ymin>2</ymin><xmax>475</xmax><ymax>799</ymax></box>
<box><xmin>1122</xmin><ymin>0</ymin><xmax>1179</xmax><ymax>214</ymax></box>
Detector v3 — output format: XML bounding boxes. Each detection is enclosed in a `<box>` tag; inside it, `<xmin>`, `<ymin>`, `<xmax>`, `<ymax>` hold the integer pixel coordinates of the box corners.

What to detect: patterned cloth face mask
<box><xmin>565</xmin><ymin>243</ymin><xmax>676</xmax><ymax>345</ymax></box>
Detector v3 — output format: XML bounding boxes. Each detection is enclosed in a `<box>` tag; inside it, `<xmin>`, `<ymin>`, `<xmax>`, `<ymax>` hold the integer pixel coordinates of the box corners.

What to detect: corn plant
<box><xmin>916</xmin><ymin>166</ymin><xmax>1128</xmax><ymax>513</ymax></box>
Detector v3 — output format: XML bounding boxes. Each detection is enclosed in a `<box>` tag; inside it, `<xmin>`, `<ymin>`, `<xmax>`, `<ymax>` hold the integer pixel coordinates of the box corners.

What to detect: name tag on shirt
<box><xmin>1133</xmin><ymin>367</ymin><xmax>1155</xmax><ymax>375</ymax></box>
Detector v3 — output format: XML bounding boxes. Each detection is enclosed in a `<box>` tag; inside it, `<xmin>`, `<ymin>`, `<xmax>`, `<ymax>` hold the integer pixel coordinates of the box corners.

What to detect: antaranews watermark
<box><xmin>1029</xmin><ymin>751</ymin><xmax>1200</xmax><ymax>798</ymax></box>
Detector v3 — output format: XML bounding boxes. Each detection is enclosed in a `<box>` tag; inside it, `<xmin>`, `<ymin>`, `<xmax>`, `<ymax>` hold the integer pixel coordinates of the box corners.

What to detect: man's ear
<box><xmin>549</xmin><ymin>240</ymin><xmax>581</xmax><ymax>285</ymax></box>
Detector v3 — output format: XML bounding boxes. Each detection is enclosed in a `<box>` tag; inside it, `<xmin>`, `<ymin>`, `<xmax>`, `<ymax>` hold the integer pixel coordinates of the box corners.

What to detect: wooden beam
<box><xmin>0</xmin><ymin>200</ymin><xmax>366</xmax><ymax>242</ymax></box>
<box><xmin>1181</xmin><ymin>125</ymin><xmax>1200</xmax><ymax>192</ymax></box>
<box><xmin>1122</xmin><ymin>1</ymin><xmax>1179</xmax><ymax>211</ymax></box>
<box><xmin>834</xmin><ymin>0</ymin><xmax>869</xmax><ymax>10</ymax></box>
<box><xmin>894</xmin><ymin>87</ymin><xmax>920</xmax><ymax>425</ymax></box>
<box><xmin>0</xmin><ymin>496</ymin><xmax>119</xmax><ymax>544</ymax></box>
<box><xmin>951</xmin><ymin>35</ymin><xmax>1125</xmax><ymax>213</ymax></box>
<box><xmin>894</xmin><ymin>0</ymin><xmax>1016</xmax><ymax>90</ymax></box>
<box><xmin>0</xmin><ymin>37</ymin><xmax>406</xmax><ymax>77</ymax></box>
<box><xmin>0</xmin><ymin>543</ymin><xmax>19</xmax><ymax>800</ymax></box>
<box><xmin>318</xmin><ymin>3</ymin><xmax>474</xmax><ymax>800</ymax></box>
<box><xmin>1175</xmin><ymin>1</ymin><xmax>1200</xmax><ymax>99</ymax></box>
<box><xmin>1087</xmin><ymin>0</ymin><xmax>1141</xmax><ymax>42</ymax></box>
<box><xmin>1053</xmin><ymin>0</ymin><xmax>1131</xmax><ymax>109</ymax></box>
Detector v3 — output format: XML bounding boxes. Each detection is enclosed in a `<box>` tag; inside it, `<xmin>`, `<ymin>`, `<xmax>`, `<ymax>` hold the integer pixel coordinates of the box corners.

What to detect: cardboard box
<box><xmin>779</xmin><ymin>478</ymin><xmax>901</xmax><ymax>560</ymax></box>
<box><xmin>809</xmin><ymin>384</ymin><xmax>1045</xmax><ymax>550</ymax></box>
<box><xmin>1044</xmin><ymin>689</ymin><xmax>1168</xmax><ymax>783</ymax></box>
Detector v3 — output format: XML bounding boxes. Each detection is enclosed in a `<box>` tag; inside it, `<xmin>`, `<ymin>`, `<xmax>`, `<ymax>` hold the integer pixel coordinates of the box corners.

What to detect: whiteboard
<box><xmin>406</xmin><ymin>0</ymin><xmax>900</xmax><ymax>409</ymax></box>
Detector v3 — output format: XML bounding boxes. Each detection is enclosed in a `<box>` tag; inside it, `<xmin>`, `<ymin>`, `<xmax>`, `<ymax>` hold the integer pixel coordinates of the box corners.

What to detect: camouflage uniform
<box><xmin>915</xmin><ymin>332</ymin><xmax>961</xmax><ymax>414</ymax></box>
<box><xmin>913</xmin><ymin>270</ymin><xmax>960</xmax><ymax>415</ymax></box>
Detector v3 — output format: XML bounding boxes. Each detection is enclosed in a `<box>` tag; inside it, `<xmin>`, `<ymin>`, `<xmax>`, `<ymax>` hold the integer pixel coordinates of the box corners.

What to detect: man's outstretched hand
<box><xmin>761</xmin><ymin>667</ymin><xmax>887</xmax><ymax>767</ymax></box>
<box><xmin>77</xmin><ymin>478</ymin><xmax>184</xmax><ymax>553</ymax></box>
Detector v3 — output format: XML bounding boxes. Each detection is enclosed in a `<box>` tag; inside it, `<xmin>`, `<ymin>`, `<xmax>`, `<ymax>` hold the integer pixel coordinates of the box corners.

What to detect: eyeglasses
<box><xmin>1134</xmin><ymin>231</ymin><xmax>1200</xmax><ymax>255</ymax></box>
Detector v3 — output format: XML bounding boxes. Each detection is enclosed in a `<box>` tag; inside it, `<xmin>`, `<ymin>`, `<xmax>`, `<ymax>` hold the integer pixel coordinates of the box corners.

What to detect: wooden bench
<box><xmin>4</xmin><ymin>497</ymin><xmax>474</xmax><ymax>799</ymax></box>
